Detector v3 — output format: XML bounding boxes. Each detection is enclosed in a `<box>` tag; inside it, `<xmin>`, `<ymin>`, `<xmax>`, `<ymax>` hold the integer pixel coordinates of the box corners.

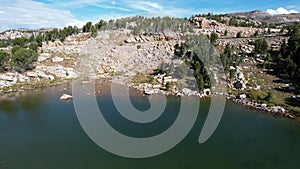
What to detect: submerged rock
<box><xmin>59</xmin><ymin>94</ymin><xmax>73</xmax><ymax>101</ymax></box>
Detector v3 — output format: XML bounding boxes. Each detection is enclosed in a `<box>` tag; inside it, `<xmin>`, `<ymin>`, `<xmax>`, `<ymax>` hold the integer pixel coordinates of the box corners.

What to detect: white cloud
<box><xmin>267</xmin><ymin>7</ymin><xmax>298</xmax><ymax>15</ymax></box>
<box><xmin>47</xmin><ymin>0</ymin><xmax>107</xmax><ymax>8</ymax></box>
<box><xmin>127</xmin><ymin>1</ymin><xmax>163</xmax><ymax>13</ymax></box>
<box><xmin>124</xmin><ymin>1</ymin><xmax>197</xmax><ymax>17</ymax></box>
<box><xmin>161</xmin><ymin>8</ymin><xmax>198</xmax><ymax>17</ymax></box>
<box><xmin>139</xmin><ymin>1</ymin><xmax>163</xmax><ymax>11</ymax></box>
<box><xmin>94</xmin><ymin>4</ymin><xmax>131</xmax><ymax>12</ymax></box>
<box><xmin>0</xmin><ymin>0</ymin><xmax>200</xmax><ymax>30</ymax></box>
<box><xmin>67</xmin><ymin>19</ymin><xmax>87</xmax><ymax>28</ymax></box>
<box><xmin>0</xmin><ymin>0</ymin><xmax>85</xmax><ymax>30</ymax></box>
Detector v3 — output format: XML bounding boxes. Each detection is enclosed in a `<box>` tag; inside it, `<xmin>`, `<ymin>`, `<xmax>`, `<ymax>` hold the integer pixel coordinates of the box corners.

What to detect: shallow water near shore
<box><xmin>0</xmin><ymin>82</ymin><xmax>300</xmax><ymax>169</ymax></box>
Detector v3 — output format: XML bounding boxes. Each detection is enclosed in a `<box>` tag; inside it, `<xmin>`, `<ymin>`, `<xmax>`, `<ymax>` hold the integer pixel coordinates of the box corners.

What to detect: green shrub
<box><xmin>254</xmin><ymin>30</ymin><xmax>259</xmax><ymax>37</ymax></box>
<box><xmin>11</xmin><ymin>48</ymin><xmax>38</xmax><ymax>72</ymax></box>
<box><xmin>264</xmin><ymin>92</ymin><xmax>276</xmax><ymax>106</ymax></box>
<box><xmin>254</xmin><ymin>39</ymin><xmax>269</xmax><ymax>54</ymax></box>
<box><xmin>248</xmin><ymin>90</ymin><xmax>266</xmax><ymax>102</ymax></box>
<box><xmin>132</xmin><ymin>73</ymin><xmax>156</xmax><ymax>84</ymax></box>
<box><xmin>11</xmin><ymin>45</ymin><xmax>21</xmax><ymax>55</ymax></box>
<box><xmin>29</xmin><ymin>42</ymin><xmax>39</xmax><ymax>52</ymax></box>
<box><xmin>236</xmin><ymin>32</ymin><xmax>242</xmax><ymax>38</ymax></box>
<box><xmin>210</xmin><ymin>32</ymin><xmax>218</xmax><ymax>44</ymax></box>
<box><xmin>224</xmin><ymin>30</ymin><xmax>228</xmax><ymax>36</ymax></box>
<box><xmin>165</xmin><ymin>82</ymin><xmax>171</xmax><ymax>91</ymax></box>
<box><xmin>0</xmin><ymin>51</ymin><xmax>10</xmax><ymax>72</ymax></box>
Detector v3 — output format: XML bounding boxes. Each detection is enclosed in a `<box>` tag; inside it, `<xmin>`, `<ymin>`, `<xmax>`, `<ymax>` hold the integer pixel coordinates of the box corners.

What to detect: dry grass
<box><xmin>241</xmin><ymin>58</ymin><xmax>300</xmax><ymax>113</ymax></box>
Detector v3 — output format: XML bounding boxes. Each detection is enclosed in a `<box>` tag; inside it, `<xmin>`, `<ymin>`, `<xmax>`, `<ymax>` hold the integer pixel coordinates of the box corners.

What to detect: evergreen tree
<box><xmin>210</xmin><ymin>32</ymin><xmax>218</xmax><ymax>45</ymax></box>
<box><xmin>0</xmin><ymin>51</ymin><xmax>10</xmax><ymax>72</ymax></box>
<box><xmin>254</xmin><ymin>39</ymin><xmax>269</xmax><ymax>54</ymax></box>
<box><xmin>83</xmin><ymin>22</ymin><xmax>93</xmax><ymax>32</ymax></box>
<box><xmin>11</xmin><ymin>48</ymin><xmax>38</xmax><ymax>72</ymax></box>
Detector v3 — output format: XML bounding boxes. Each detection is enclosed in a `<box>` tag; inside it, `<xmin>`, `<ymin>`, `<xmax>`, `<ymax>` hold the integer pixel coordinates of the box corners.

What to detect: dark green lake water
<box><xmin>0</xmin><ymin>83</ymin><xmax>300</xmax><ymax>169</ymax></box>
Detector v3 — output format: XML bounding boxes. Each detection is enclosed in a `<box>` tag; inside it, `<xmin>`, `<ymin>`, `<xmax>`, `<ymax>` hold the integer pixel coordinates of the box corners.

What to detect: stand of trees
<box><xmin>210</xmin><ymin>32</ymin><xmax>218</xmax><ymax>45</ymax></box>
<box><xmin>220</xmin><ymin>43</ymin><xmax>244</xmax><ymax>79</ymax></box>
<box><xmin>254</xmin><ymin>39</ymin><xmax>269</xmax><ymax>54</ymax></box>
<box><xmin>275</xmin><ymin>23</ymin><xmax>300</xmax><ymax>84</ymax></box>
<box><xmin>193</xmin><ymin>13</ymin><xmax>227</xmax><ymax>24</ymax></box>
<box><xmin>0</xmin><ymin>51</ymin><xmax>10</xmax><ymax>72</ymax></box>
<box><xmin>0</xmin><ymin>25</ymin><xmax>83</xmax><ymax>73</ymax></box>
<box><xmin>174</xmin><ymin>34</ymin><xmax>217</xmax><ymax>91</ymax></box>
<box><xmin>40</xmin><ymin>26</ymin><xmax>80</xmax><ymax>43</ymax></box>
<box><xmin>96</xmin><ymin>16</ymin><xmax>194</xmax><ymax>35</ymax></box>
<box><xmin>0</xmin><ymin>36</ymin><xmax>39</xmax><ymax>72</ymax></box>
<box><xmin>193</xmin><ymin>13</ymin><xmax>269</xmax><ymax>28</ymax></box>
<box><xmin>228</xmin><ymin>16</ymin><xmax>260</xmax><ymax>28</ymax></box>
<box><xmin>11</xmin><ymin>48</ymin><xmax>38</xmax><ymax>72</ymax></box>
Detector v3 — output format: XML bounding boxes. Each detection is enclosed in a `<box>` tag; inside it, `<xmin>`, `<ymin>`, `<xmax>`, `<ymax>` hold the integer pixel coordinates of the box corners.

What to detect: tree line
<box><xmin>0</xmin><ymin>25</ymin><xmax>82</xmax><ymax>73</ymax></box>
<box><xmin>192</xmin><ymin>13</ymin><xmax>274</xmax><ymax>28</ymax></box>
<box><xmin>88</xmin><ymin>16</ymin><xmax>195</xmax><ymax>35</ymax></box>
<box><xmin>274</xmin><ymin>23</ymin><xmax>300</xmax><ymax>84</ymax></box>
<box><xmin>174</xmin><ymin>34</ymin><xmax>217</xmax><ymax>91</ymax></box>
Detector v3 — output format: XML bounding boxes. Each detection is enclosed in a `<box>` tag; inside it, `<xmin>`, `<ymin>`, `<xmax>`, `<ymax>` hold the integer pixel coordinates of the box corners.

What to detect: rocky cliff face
<box><xmin>78</xmin><ymin>30</ymin><xmax>178</xmax><ymax>84</ymax></box>
<box><xmin>226</xmin><ymin>10</ymin><xmax>300</xmax><ymax>24</ymax></box>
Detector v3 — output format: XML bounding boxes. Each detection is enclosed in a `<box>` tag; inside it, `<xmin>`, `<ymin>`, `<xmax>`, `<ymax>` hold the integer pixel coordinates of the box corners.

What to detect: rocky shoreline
<box><xmin>0</xmin><ymin>72</ymin><xmax>299</xmax><ymax>121</ymax></box>
<box><xmin>108</xmin><ymin>69</ymin><xmax>300</xmax><ymax>121</ymax></box>
<box><xmin>133</xmin><ymin>84</ymin><xmax>299</xmax><ymax>120</ymax></box>
<box><xmin>229</xmin><ymin>96</ymin><xmax>298</xmax><ymax>120</ymax></box>
<box><xmin>1</xmin><ymin>26</ymin><xmax>299</xmax><ymax>121</ymax></box>
<box><xmin>133</xmin><ymin>82</ymin><xmax>299</xmax><ymax>120</ymax></box>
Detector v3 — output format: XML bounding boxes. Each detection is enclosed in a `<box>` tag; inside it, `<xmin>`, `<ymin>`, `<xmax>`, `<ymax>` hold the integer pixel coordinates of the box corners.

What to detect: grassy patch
<box><xmin>114</xmin><ymin>71</ymin><xmax>125</xmax><ymax>76</ymax></box>
<box><xmin>247</xmin><ymin>90</ymin><xmax>267</xmax><ymax>102</ymax></box>
<box><xmin>1</xmin><ymin>86</ymin><xmax>11</xmax><ymax>91</ymax></box>
<box><xmin>132</xmin><ymin>73</ymin><xmax>157</xmax><ymax>84</ymax></box>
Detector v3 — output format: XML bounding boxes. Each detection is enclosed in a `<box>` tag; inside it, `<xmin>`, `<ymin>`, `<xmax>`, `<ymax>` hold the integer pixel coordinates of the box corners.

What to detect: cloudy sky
<box><xmin>0</xmin><ymin>0</ymin><xmax>299</xmax><ymax>30</ymax></box>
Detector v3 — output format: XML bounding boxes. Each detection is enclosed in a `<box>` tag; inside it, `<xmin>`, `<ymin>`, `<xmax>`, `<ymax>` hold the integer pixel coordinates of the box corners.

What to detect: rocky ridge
<box><xmin>226</xmin><ymin>10</ymin><xmax>300</xmax><ymax>24</ymax></box>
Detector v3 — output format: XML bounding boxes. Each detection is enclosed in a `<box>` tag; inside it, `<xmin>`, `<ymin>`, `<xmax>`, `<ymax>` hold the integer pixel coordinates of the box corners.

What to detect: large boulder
<box><xmin>0</xmin><ymin>75</ymin><xmax>14</xmax><ymax>81</ymax></box>
<box><xmin>59</xmin><ymin>94</ymin><xmax>73</xmax><ymax>101</ymax></box>
<box><xmin>234</xmin><ymin>81</ymin><xmax>246</xmax><ymax>90</ymax></box>
<box><xmin>52</xmin><ymin>56</ymin><xmax>64</xmax><ymax>63</ymax></box>
<box><xmin>66</xmin><ymin>68</ymin><xmax>78</xmax><ymax>79</ymax></box>
<box><xmin>38</xmin><ymin>53</ymin><xmax>51</xmax><ymax>62</ymax></box>
<box><xmin>203</xmin><ymin>88</ymin><xmax>211</xmax><ymax>96</ymax></box>
<box><xmin>26</xmin><ymin>72</ymin><xmax>38</xmax><ymax>78</ymax></box>
<box><xmin>124</xmin><ymin>37</ymin><xmax>136</xmax><ymax>43</ymax></box>
<box><xmin>239</xmin><ymin>94</ymin><xmax>247</xmax><ymax>99</ymax></box>
<box><xmin>54</xmin><ymin>69</ymin><xmax>67</xmax><ymax>78</ymax></box>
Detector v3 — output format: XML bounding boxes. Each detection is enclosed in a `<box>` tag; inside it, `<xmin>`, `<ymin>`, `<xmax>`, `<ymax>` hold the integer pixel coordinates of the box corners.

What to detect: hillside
<box><xmin>0</xmin><ymin>12</ymin><xmax>299</xmax><ymax>119</ymax></box>
<box><xmin>226</xmin><ymin>10</ymin><xmax>300</xmax><ymax>24</ymax></box>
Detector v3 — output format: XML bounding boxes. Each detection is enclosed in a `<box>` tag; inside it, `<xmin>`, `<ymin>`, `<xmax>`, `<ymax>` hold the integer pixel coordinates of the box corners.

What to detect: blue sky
<box><xmin>0</xmin><ymin>0</ymin><xmax>299</xmax><ymax>30</ymax></box>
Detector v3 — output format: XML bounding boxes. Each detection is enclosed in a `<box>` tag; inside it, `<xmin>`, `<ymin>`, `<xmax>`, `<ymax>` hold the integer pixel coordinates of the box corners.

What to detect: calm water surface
<box><xmin>0</xmin><ymin>83</ymin><xmax>300</xmax><ymax>169</ymax></box>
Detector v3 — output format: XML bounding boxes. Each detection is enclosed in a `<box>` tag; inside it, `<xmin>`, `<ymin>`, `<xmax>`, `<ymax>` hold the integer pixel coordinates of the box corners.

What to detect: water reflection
<box><xmin>0</xmin><ymin>160</ymin><xmax>8</xmax><ymax>169</ymax></box>
<box><xmin>0</xmin><ymin>91</ymin><xmax>45</xmax><ymax>114</ymax></box>
<box><xmin>0</xmin><ymin>99</ymin><xmax>17</xmax><ymax>113</ymax></box>
<box><xmin>16</xmin><ymin>93</ymin><xmax>45</xmax><ymax>112</ymax></box>
<box><xmin>0</xmin><ymin>82</ymin><xmax>300</xmax><ymax>169</ymax></box>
